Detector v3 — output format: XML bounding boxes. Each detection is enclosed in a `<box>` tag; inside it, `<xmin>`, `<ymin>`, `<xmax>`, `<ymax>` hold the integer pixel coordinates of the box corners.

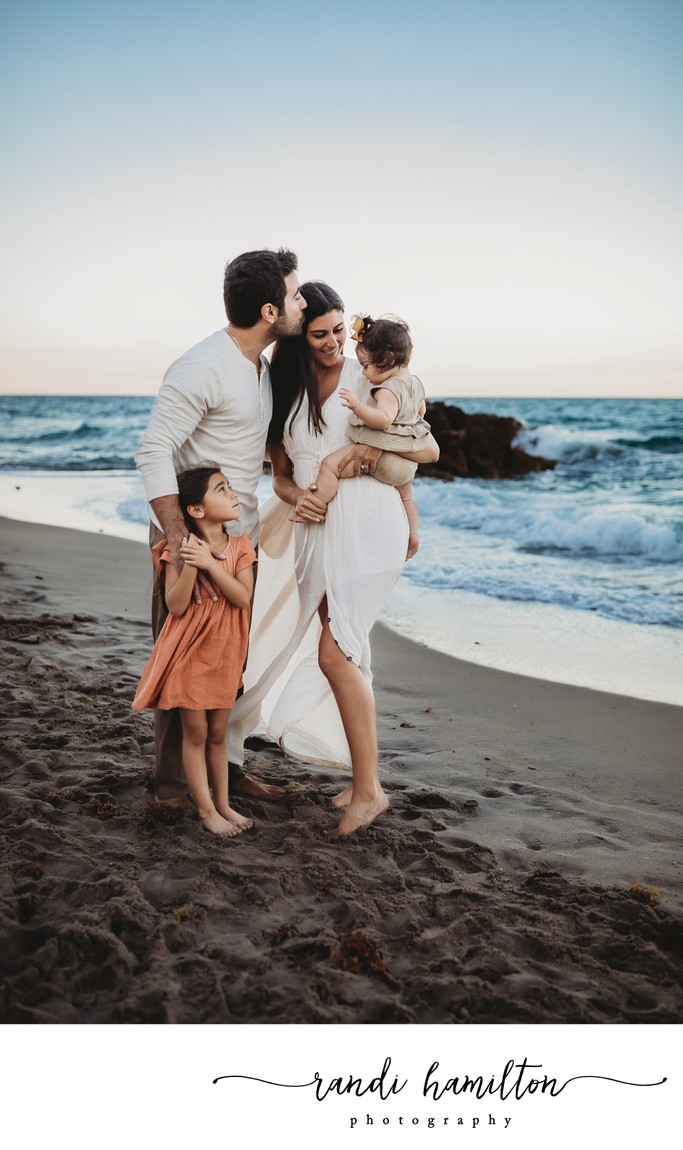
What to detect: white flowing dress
<box><xmin>227</xmin><ymin>358</ymin><xmax>409</xmax><ymax>770</ymax></box>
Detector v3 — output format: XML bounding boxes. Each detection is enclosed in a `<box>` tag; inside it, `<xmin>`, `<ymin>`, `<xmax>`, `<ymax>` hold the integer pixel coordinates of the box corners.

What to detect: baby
<box><xmin>294</xmin><ymin>314</ymin><xmax>430</xmax><ymax>558</ymax></box>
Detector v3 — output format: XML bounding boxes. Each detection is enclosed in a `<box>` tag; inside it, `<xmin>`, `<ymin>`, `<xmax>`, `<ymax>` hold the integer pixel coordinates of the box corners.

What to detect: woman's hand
<box><xmin>292</xmin><ymin>485</ymin><xmax>328</xmax><ymax>523</ymax></box>
<box><xmin>335</xmin><ymin>444</ymin><xmax>382</xmax><ymax>478</ymax></box>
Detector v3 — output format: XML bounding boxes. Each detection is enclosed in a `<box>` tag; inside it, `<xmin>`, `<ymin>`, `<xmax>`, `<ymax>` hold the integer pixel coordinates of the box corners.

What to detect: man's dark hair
<box><xmin>223</xmin><ymin>248</ymin><xmax>298</xmax><ymax>328</ymax></box>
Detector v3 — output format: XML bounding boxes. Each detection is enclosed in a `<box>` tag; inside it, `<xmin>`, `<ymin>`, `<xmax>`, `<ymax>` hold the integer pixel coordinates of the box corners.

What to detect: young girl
<box><xmin>292</xmin><ymin>314</ymin><xmax>431</xmax><ymax>559</ymax></box>
<box><xmin>133</xmin><ymin>466</ymin><xmax>257</xmax><ymax>838</ymax></box>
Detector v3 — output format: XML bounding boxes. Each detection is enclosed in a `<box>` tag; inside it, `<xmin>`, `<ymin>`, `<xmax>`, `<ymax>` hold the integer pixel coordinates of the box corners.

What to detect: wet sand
<box><xmin>0</xmin><ymin>515</ymin><xmax>681</xmax><ymax>1023</ymax></box>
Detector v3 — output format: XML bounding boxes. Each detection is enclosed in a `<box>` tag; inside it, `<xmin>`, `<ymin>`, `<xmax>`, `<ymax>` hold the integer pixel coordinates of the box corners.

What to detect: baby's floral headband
<box><xmin>350</xmin><ymin>314</ymin><xmax>374</xmax><ymax>343</ymax></box>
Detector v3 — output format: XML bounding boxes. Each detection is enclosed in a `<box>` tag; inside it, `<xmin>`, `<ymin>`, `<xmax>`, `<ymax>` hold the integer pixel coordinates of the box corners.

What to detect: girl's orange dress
<box><xmin>133</xmin><ymin>534</ymin><xmax>256</xmax><ymax>712</ymax></box>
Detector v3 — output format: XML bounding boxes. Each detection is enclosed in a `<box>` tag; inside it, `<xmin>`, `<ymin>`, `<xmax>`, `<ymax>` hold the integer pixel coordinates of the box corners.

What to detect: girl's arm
<box><xmin>179</xmin><ymin>536</ymin><xmax>254</xmax><ymax>609</ymax></box>
<box><xmin>269</xmin><ymin>440</ymin><xmax>328</xmax><ymax>522</ymax></box>
<box><xmin>340</xmin><ymin>387</ymin><xmax>399</xmax><ymax>431</ymax></box>
<box><xmin>205</xmin><ymin>561</ymin><xmax>254</xmax><ymax>610</ymax></box>
<box><xmin>164</xmin><ymin>558</ymin><xmax>199</xmax><ymax>617</ymax></box>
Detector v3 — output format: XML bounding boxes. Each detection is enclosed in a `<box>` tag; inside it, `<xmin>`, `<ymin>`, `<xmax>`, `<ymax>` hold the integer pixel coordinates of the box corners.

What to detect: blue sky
<box><xmin>2</xmin><ymin>0</ymin><xmax>682</xmax><ymax>393</ymax></box>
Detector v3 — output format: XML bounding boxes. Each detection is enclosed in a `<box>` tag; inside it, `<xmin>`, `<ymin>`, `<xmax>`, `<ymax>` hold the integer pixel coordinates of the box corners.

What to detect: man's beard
<box><xmin>272</xmin><ymin>312</ymin><xmax>304</xmax><ymax>338</ymax></box>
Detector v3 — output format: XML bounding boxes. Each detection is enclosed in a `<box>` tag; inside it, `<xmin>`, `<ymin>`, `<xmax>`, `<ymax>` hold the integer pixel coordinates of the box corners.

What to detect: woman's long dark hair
<box><xmin>268</xmin><ymin>281</ymin><xmax>344</xmax><ymax>443</ymax></box>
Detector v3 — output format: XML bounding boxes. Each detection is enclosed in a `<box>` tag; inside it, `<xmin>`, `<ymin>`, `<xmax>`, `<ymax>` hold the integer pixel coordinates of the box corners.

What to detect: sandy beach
<box><xmin>1</xmin><ymin>514</ymin><xmax>681</xmax><ymax>1024</ymax></box>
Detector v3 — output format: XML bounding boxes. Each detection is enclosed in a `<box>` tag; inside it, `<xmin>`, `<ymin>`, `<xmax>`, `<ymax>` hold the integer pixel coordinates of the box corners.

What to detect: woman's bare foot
<box><xmin>328</xmin><ymin>790</ymin><xmax>389</xmax><ymax>837</ymax></box>
<box><xmin>230</xmin><ymin>773</ymin><xmax>286</xmax><ymax>802</ymax></box>
<box><xmin>200</xmin><ymin>811</ymin><xmax>242</xmax><ymax>837</ymax></box>
<box><xmin>331</xmin><ymin>784</ymin><xmax>353</xmax><ymax>809</ymax></box>
<box><xmin>215</xmin><ymin>804</ymin><xmax>253</xmax><ymax>831</ymax></box>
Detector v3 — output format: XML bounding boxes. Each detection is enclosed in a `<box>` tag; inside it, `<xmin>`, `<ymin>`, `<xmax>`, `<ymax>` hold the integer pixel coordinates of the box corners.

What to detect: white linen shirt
<box><xmin>136</xmin><ymin>329</ymin><xmax>271</xmax><ymax>543</ymax></box>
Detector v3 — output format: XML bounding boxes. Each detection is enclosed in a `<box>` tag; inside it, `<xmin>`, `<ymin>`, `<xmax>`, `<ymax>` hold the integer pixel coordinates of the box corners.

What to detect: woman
<box><xmin>227</xmin><ymin>282</ymin><xmax>439</xmax><ymax>835</ymax></box>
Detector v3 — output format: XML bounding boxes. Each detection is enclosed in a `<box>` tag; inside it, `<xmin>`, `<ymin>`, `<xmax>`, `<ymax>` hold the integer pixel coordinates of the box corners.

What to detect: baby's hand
<box><xmin>179</xmin><ymin>534</ymin><xmax>215</xmax><ymax>571</ymax></box>
<box><xmin>340</xmin><ymin>387</ymin><xmax>360</xmax><ymax>412</ymax></box>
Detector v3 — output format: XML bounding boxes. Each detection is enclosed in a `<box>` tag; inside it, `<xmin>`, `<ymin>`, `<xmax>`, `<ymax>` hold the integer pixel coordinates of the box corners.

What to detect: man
<box><xmin>136</xmin><ymin>247</ymin><xmax>306</xmax><ymax>806</ymax></box>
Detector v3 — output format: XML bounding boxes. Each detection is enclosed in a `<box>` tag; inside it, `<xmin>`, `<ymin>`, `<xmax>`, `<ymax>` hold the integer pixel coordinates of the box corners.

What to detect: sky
<box><xmin>1</xmin><ymin>0</ymin><xmax>682</xmax><ymax>396</ymax></box>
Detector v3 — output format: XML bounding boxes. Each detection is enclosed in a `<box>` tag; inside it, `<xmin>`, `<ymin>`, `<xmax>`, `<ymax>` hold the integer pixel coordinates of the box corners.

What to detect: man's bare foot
<box><xmin>215</xmin><ymin>804</ymin><xmax>253</xmax><ymax>831</ymax></box>
<box><xmin>154</xmin><ymin>793</ymin><xmax>194</xmax><ymax>810</ymax></box>
<box><xmin>331</xmin><ymin>784</ymin><xmax>353</xmax><ymax>809</ymax></box>
<box><xmin>328</xmin><ymin>790</ymin><xmax>389</xmax><ymax>837</ymax></box>
<box><xmin>230</xmin><ymin>773</ymin><xmax>286</xmax><ymax>802</ymax></box>
<box><xmin>200</xmin><ymin>811</ymin><xmax>241</xmax><ymax>837</ymax></box>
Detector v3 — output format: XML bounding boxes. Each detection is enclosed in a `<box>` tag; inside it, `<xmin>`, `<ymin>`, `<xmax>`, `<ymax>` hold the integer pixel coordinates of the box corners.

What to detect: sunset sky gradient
<box><xmin>2</xmin><ymin>0</ymin><xmax>682</xmax><ymax>394</ymax></box>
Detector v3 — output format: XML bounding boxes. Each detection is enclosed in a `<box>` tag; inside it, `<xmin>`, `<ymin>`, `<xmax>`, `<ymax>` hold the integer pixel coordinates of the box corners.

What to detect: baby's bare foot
<box><xmin>406</xmin><ymin>534</ymin><xmax>419</xmax><ymax>560</ymax></box>
<box><xmin>200</xmin><ymin>811</ymin><xmax>241</xmax><ymax>837</ymax></box>
<box><xmin>216</xmin><ymin>804</ymin><xmax>253</xmax><ymax>831</ymax></box>
<box><xmin>328</xmin><ymin>790</ymin><xmax>389</xmax><ymax>837</ymax></box>
<box><xmin>331</xmin><ymin>784</ymin><xmax>353</xmax><ymax>809</ymax></box>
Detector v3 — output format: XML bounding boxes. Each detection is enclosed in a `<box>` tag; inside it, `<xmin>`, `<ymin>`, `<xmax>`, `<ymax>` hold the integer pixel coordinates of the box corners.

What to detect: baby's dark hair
<box><xmin>176</xmin><ymin>465</ymin><xmax>221</xmax><ymax>534</ymax></box>
<box><xmin>357</xmin><ymin>315</ymin><xmax>413</xmax><ymax>371</ymax></box>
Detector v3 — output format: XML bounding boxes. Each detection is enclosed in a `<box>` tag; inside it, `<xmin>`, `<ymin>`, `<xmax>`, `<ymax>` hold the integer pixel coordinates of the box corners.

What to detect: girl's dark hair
<box><xmin>358</xmin><ymin>315</ymin><xmax>413</xmax><ymax>371</ymax></box>
<box><xmin>269</xmin><ymin>281</ymin><xmax>345</xmax><ymax>443</ymax></box>
<box><xmin>176</xmin><ymin>465</ymin><xmax>221</xmax><ymax>534</ymax></box>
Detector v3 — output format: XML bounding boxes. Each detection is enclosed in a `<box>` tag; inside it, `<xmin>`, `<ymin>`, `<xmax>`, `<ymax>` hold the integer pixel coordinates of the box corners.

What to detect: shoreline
<box><xmin>384</xmin><ymin>578</ymin><xmax>683</xmax><ymax>706</ymax></box>
<box><xmin>1</xmin><ymin>470</ymin><xmax>681</xmax><ymax>705</ymax></box>
<box><xmin>1</xmin><ymin>514</ymin><xmax>682</xmax><ymax>1024</ymax></box>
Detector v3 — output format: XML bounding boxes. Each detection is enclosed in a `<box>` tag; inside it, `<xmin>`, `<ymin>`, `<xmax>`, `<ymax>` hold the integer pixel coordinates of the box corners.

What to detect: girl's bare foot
<box><xmin>331</xmin><ymin>784</ymin><xmax>353</xmax><ymax>809</ymax></box>
<box><xmin>200</xmin><ymin>811</ymin><xmax>241</xmax><ymax>837</ymax></box>
<box><xmin>328</xmin><ymin>790</ymin><xmax>389</xmax><ymax>837</ymax></box>
<box><xmin>215</xmin><ymin>804</ymin><xmax>253</xmax><ymax>831</ymax></box>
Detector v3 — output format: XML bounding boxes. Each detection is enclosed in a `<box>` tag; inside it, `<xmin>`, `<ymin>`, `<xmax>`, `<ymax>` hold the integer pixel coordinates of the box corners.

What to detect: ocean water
<box><xmin>409</xmin><ymin>397</ymin><xmax>683</xmax><ymax>630</ymax></box>
<box><xmin>1</xmin><ymin>394</ymin><xmax>681</xmax><ymax>702</ymax></box>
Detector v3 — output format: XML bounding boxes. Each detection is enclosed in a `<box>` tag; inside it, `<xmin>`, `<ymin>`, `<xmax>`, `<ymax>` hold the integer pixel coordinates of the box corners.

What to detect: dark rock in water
<box><xmin>419</xmin><ymin>402</ymin><xmax>557</xmax><ymax>480</ymax></box>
